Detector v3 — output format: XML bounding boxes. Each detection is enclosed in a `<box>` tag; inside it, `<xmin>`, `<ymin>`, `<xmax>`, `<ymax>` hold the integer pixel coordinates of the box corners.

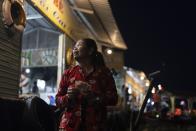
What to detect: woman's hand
<box><xmin>75</xmin><ymin>81</ymin><xmax>91</xmax><ymax>96</ymax></box>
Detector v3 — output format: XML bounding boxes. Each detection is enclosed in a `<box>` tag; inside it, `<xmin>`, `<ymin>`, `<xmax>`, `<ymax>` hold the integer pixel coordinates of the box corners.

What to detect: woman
<box><xmin>56</xmin><ymin>38</ymin><xmax>118</xmax><ymax>131</ymax></box>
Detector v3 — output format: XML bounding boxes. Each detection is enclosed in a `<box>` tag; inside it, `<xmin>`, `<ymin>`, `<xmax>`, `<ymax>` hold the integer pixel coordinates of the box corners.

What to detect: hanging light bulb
<box><xmin>106</xmin><ymin>48</ymin><xmax>113</xmax><ymax>55</ymax></box>
<box><xmin>145</xmin><ymin>81</ymin><xmax>150</xmax><ymax>87</ymax></box>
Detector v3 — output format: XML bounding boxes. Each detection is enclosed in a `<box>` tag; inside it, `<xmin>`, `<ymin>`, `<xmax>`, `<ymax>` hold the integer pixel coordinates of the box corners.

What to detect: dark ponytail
<box><xmin>81</xmin><ymin>38</ymin><xmax>105</xmax><ymax>67</ymax></box>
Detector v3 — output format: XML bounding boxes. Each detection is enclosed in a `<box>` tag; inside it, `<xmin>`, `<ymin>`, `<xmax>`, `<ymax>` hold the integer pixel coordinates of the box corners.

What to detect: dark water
<box><xmin>138</xmin><ymin>119</ymin><xmax>196</xmax><ymax>131</ymax></box>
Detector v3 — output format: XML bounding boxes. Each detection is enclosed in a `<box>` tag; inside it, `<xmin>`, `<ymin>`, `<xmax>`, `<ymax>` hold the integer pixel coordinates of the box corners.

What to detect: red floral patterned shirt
<box><xmin>56</xmin><ymin>65</ymin><xmax>118</xmax><ymax>131</ymax></box>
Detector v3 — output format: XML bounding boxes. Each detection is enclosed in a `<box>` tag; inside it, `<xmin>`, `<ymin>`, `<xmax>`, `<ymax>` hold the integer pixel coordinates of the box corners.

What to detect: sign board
<box><xmin>30</xmin><ymin>0</ymin><xmax>73</xmax><ymax>36</ymax></box>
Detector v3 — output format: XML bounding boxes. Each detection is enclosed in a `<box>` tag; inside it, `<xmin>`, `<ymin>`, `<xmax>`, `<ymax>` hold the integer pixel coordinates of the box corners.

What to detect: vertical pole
<box><xmin>57</xmin><ymin>34</ymin><xmax>66</xmax><ymax>89</ymax></box>
<box><xmin>170</xmin><ymin>96</ymin><xmax>175</xmax><ymax>113</ymax></box>
<box><xmin>36</xmin><ymin>28</ymin><xmax>40</xmax><ymax>49</ymax></box>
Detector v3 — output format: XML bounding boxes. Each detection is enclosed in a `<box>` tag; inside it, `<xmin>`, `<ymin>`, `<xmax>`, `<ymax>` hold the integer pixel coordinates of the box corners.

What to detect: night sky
<box><xmin>109</xmin><ymin>0</ymin><xmax>196</xmax><ymax>95</ymax></box>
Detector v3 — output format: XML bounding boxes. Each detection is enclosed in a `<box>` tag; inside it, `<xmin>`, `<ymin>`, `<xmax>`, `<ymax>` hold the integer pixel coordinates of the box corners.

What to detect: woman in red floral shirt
<box><xmin>56</xmin><ymin>38</ymin><xmax>118</xmax><ymax>131</ymax></box>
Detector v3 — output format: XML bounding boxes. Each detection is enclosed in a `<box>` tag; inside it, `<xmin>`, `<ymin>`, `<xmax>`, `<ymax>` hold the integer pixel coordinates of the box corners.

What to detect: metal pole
<box><xmin>133</xmin><ymin>71</ymin><xmax>160</xmax><ymax>131</ymax></box>
<box><xmin>133</xmin><ymin>79</ymin><xmax>153</xmax><ymax>131</ymax></box>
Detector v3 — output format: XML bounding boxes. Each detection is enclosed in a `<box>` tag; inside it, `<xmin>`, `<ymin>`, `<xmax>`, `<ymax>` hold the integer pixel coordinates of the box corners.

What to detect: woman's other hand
<box><xmin>67</xmin><ymin>87</ymin><xmax>80</xmax><ymax>100</ymax></box>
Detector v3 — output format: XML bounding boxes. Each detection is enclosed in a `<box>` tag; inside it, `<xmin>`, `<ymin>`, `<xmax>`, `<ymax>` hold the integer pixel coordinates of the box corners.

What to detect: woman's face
<box><xmin>73</xmin><ymin>40</ymin><xmax>91</xmax><ymax>61</ymax></box>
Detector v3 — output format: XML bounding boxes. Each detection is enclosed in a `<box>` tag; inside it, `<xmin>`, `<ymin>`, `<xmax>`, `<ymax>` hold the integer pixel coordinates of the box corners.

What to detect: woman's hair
<box><xmin>81</xmin><ymin>38</ymin><xmax>105</xmax><ymax>67</ymax></box>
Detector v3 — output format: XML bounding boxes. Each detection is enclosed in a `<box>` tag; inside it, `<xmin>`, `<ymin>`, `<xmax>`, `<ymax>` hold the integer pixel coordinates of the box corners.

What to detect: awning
<box><xmin>67</xmin><ymin>0</ymin><xmax>127</xmax><ymax>50</ymax></box>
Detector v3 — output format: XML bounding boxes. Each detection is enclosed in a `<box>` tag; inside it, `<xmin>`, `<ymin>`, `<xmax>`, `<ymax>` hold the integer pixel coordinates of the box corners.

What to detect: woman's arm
<box><xmin>55</xmin><ymin>71</ymin><xmax>69</xmax><ymax>109</ymax></box>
